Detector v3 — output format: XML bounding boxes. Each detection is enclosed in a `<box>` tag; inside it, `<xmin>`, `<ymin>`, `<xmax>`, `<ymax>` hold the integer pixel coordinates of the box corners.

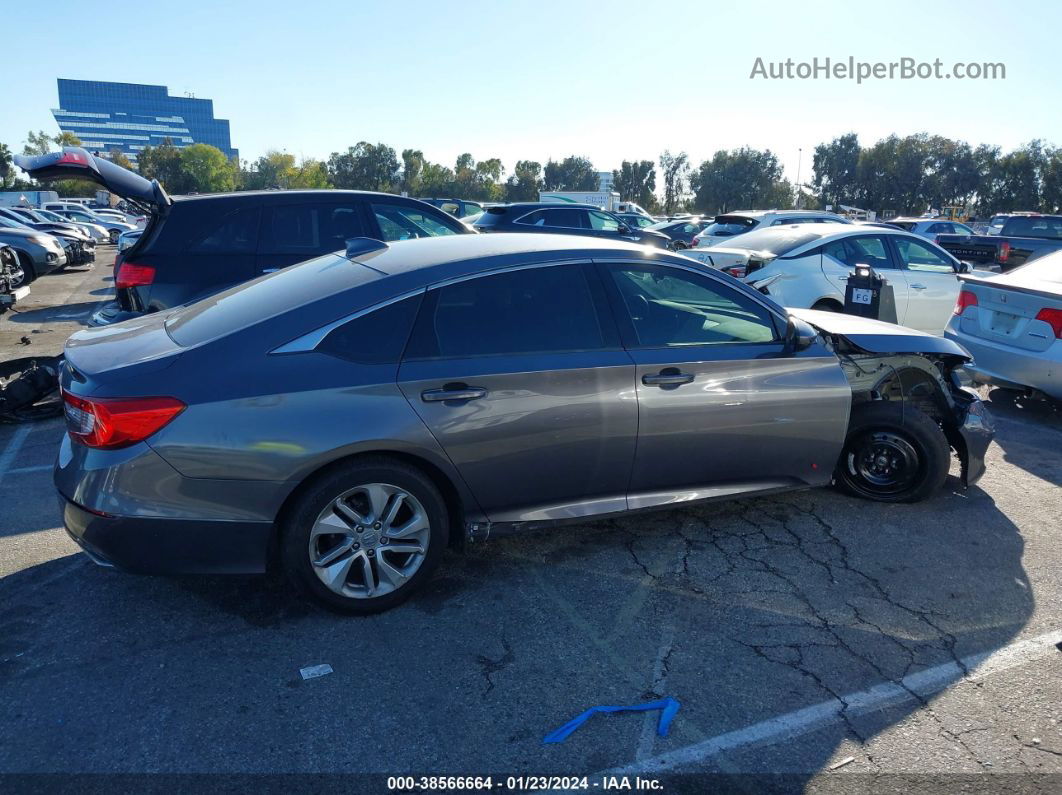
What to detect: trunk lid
<box><xmin>13</xmin><ymin>147</ymin><xmax>170</xmax><ymax>211</ymax></box>
<box><xmin>954</xmin><ymin>274</ymin><xmax>1062</xmax><ymax>353</ymax></box>
<box><xmin>63</xmin><ymin>311</ymin><xmax>182</xmax><ymax>385</ymax></box>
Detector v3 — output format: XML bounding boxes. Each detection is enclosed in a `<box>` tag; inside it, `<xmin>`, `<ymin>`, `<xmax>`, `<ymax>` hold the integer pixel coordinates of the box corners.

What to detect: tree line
<box><xmin>3</xmin><ymin>130</ymin><xmax>1061</xmax><ymax>218</ymax></box>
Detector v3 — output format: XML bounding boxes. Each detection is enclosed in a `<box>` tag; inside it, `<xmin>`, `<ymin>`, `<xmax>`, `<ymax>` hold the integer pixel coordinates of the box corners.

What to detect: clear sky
<box><xmin>2</xmin><ymin>0</ymin><xmax>1058</xmax><ymax>185</ymax></box>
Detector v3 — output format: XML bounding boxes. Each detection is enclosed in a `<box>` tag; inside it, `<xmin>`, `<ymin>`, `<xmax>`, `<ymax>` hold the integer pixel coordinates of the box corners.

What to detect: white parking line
<box><xmin>0</xmin><ymin>425</ymin><xmax>34</xmax><ymax>482</ymax></box>
<box><xmin>4</xmin><ymin>464</ymin><xmax>52</xmax><ymax>475</ymax></box>
<box><xmin>606</xmin><ymin>628</ymin><xmax>1062</xmax><ymax>776</ymax></box>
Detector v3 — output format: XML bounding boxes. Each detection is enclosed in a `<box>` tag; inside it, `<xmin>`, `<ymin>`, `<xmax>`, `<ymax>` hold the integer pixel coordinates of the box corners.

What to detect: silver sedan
<box><xmin>945</xmin><ymin>251</ymin><xmax>1062</xmax><ymax>401</ymax></box>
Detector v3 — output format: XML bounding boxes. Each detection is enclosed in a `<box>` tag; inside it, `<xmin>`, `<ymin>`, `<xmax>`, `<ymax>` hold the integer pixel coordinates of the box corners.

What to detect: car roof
<box><xmin>170</xmin><ymin>189</ymin><xmax>429</xmax><ymax>205</ymax></box>
<box><xmin>717</xmin><ymin>223</ymin><xmax>917</xmax><ymax>252</ymax></box>
<box><xmin>491</xmin><ymin>202</ymin><xmax>604</xmax><ymax>211</ymax></box>
<box><xmin>716</xmin><ymin>209</ymin><xmax>840</xmax><ymax>218</ymax></box>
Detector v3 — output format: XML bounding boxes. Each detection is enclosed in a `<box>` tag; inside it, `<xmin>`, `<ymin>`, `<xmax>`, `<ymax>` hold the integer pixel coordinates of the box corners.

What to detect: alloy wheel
<box><xmin>308</xmin><ymin>483</ymin><xmax>431</xmax><ymax>599</ymax></box>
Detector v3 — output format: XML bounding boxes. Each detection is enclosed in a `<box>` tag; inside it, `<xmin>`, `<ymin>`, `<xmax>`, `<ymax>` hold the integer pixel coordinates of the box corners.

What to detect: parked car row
<box><xmin>15</xmin><ymin>146</ymin><xmax>997</xmax><ymax>615</ymax></box>
<box><xmin>0</xmin><ymin>206</ymin><xmax>97</xmax><ymax>272</ymax></box>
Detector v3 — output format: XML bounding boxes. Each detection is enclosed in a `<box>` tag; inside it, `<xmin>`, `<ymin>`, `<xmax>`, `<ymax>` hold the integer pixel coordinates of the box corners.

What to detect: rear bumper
<box><xmin>60</xmin><ymin>496</ymin><xmax>272</xmax><ymax>575</ymax></box>
<box><xmin>945</xmin><ymin>326</ymin><xmax>1061</xmax><ymax>401</ymax></box>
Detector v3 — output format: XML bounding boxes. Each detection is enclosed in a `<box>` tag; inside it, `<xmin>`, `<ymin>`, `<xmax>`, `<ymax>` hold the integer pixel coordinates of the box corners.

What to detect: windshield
<box><xmin>702</xmin><ymin>216</ymin><xmax>758</xmax><ymax>237</ymax></box>
<box><xmin>711</xmin><ymin>227</ymin><xmax>824</xmax><ymax>256</ymax></box>
<box><xmin>0</xmin><ymin>216</ymin><xmax>30</xmax><ymax>229</ymax></box>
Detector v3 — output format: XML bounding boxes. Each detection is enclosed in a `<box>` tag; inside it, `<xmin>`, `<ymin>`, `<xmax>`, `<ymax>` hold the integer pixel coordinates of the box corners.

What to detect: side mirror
<box><xmin>953</xmin><ymin>260</ymin><xmax>971</xmax><ymax>274</ymax></box>
<box><xmin>617</xmin><ymin>223</ymin><xmax>630</xmax><ymax>234</ymax></box>
<box><xmin>784</xmin><ymin>316</ymin><xmax>818</xmax><ymax>353</ymax></box>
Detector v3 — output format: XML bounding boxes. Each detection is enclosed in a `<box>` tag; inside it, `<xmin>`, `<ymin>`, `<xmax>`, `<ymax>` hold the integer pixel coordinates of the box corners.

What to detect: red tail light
<box><xmin>953</xmin><ymin>290</ymin><xmax>978</xmax><ymax>315</ymax></box>
<box><xmin>724</xmin><ymin>266</ymin><xmax>747</xmax><ymax>278</ymax></box>
<box><xmin>1035</xmin><ymin>307</ymin><xmax>1062</xmax><ymax>339</ymax></box>
<box><xmin>115</xmin><ymin>262</ymin><xmax>155</xmax><ymax>289</ymax></box>
<box><xmin>997</xmin><ymin>241</ymin><xmax>1011</xmax><ymax>265</ymax></box>
<box><xmin>63</xmin><ymin>392</ymin><xmax>185</xmax><ymax>449</ymax></box>
<box><xmin>691</xmin><ymin>236</ymin><xmax>701</xmax><ymax>247</ymax></box>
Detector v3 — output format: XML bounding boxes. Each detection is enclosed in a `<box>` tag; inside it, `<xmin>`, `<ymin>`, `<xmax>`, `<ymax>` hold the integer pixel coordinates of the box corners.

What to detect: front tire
<box><xmin>281</xmin><ymin>457</ymin><xmax>450</xmax><ymax>614</ymax></box>
<box><xmin>10</xmin><ymin>252</ymin><xmax>34</xmax><ymax>287</ymax></box>
<box><xmin>835</xmin><ymin>402</ymin><xmax>950</xmax><ymax>503</ymax></box>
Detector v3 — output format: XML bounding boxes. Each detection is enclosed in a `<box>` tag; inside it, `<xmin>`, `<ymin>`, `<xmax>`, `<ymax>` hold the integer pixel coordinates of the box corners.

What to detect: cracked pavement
<box><xmin>2</xmin><ymin>260</ymin><xmax>1062</xmax><ymax>788</ymax></box>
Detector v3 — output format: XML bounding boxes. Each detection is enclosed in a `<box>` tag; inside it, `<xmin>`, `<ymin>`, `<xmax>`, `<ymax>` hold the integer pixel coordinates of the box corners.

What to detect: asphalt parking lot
<box><xmin>2</xmin><ymin>254</ymin><xmax>1062</xmax><ymax>790</ymax></box>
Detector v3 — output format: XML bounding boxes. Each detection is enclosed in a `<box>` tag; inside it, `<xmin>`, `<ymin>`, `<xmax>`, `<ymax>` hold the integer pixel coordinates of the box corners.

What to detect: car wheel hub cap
<box><xmin>308</xmin><ymin>483</ymin><xmax>430</xmax><ymax>599</ymax></box>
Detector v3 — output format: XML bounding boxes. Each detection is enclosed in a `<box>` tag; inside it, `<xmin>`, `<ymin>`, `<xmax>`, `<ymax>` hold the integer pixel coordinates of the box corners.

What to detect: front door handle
<box><xmin>910</xmin><ymin>283</ymin><xmax>927</xmax><ymax>290</ymax></box>
<box><xmin>421</xmin><ymin>385</ymin><xmax>487</xmax><ymax>402</ymax></box>
<box><xmin>642</xmin><ymin>369</ymin><xmax>695</xmax><ymax>386</ymax></box>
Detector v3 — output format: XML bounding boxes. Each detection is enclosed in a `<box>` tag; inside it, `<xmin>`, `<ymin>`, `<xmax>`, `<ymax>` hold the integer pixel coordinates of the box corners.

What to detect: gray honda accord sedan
<box><xmin>56</xmin><ymin>234</ymin><xmax>993</xmax><ymax>613</ymax></box>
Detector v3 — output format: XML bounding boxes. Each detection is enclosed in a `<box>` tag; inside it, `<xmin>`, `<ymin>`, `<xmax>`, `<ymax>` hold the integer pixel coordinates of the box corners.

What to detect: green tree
<box><xmin>419</xmin><ymin>161</ymin><xmax>456</xmax><ymax>196</ymax></box>
<box><xmin>543</xmin><ymin>156</ymin><xmax>598</xmax><ymax>190</ymax></box>
<box><xmin>612</xmin><ymin>160</ymin><xmax>658</xmax><ymax>211</ymax></box>
<box><xmin>400</xmin><ymin>149</ymin><xmax>425</xmax><ymax>196</ymax></box>
<box><xmin>812</xmin><ymin>133</ymin><xmax>861</xmax><ymax>209</ymax></box>
<box><xmin>0</xmin><ymin>143</ymin><xmax>12</xmax><ymax>188</ymax></box>
<box><xmin>690</xmin><ymin>148</ymin><xmax>789</xmax><ymax>214</ymax></box>
<box><xmin>106</xmin><ymin>148</ymin><xmax>134</xmax><ymax>170</ymax></box>
<box><xmin>137</xmin><ymin>139</ymin><xmax>188</xmax><ymax>192</ymax></box>
<box><xmin>179</xmin><ymin>144</ymin><xmax>238</xmax><ymax>193</ymax></box>
<box><xmin>327</xmin><ymin>142</ymin><xmax>400</xmax><ymax>191</ymax></box>
<box><xmin>659</xmin><ymin>150</ymin><xmax>690</xmax><ymax>214</ymax></box>
<box><xmin>504</xmin><ymin>160</ymin><xmax>544</xmax><ymax>201</ymax></box>
<box><xmin>241</xmin><ymin>150</ymin><xmax>329</xmax><ymax>190</ymax></box>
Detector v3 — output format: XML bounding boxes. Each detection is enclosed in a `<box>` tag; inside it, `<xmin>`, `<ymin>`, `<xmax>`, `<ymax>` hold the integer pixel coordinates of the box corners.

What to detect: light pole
<box><xmin>795</xmin><ymin>148</ymin><xmax>803</xmax><ymax>208</ymax></box>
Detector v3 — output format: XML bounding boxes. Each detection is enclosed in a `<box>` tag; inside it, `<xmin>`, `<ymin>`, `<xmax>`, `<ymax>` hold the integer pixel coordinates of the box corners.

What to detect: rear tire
<box><xmin>281</xmin><ymin>457</ymin><xmax>450</xmax><ymax>614</ymax></box>
<box><xmin>834</xmin><ymin>402</ymin><xmax>950</xmax><ymax>503</ymax></box>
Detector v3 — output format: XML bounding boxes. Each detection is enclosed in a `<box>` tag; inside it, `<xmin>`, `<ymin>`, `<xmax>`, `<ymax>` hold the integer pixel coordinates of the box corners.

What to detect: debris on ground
<box><xmin>0</xmin><ymin>356</ymin><xmax>62</xmax><ymax>423</ymax></box>
<box><xmin>299</xmin><ymin>664</ymin><xmax>333</xmax><ymax>681</ymax></box>
<box><xmin>829</xmin><ymin>756</ymin><xmax>856</xmax><ymax>770</ymax></box>
<box><xmin>543</xmin><ymin>697</ymin><xmax>680</xmax><ymax>744</ymax></box>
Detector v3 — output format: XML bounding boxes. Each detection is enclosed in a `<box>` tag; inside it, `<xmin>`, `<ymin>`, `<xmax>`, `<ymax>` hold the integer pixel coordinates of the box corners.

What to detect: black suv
<box><xmin>472</xmin><ymin>203</ymin><xmax>671</xmax><ymax>247</ymax></box>
<box><xmin>15</xmin><ymin>147</ymin><xmax>471</xmax><ymax>325</ymax></box>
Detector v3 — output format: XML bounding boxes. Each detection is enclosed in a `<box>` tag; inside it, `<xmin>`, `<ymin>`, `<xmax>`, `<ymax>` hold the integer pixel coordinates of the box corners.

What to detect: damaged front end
<box><xmin>790</xmin><ymin>309</ymin><xmax>994</xmax><ymax>488</ymax></box>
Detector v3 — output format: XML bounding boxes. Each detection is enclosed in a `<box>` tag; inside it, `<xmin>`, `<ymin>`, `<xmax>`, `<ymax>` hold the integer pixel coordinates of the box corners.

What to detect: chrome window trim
<box><xmin>269</xmin><ymin>287</ymin><xmax>427</xmax><ymax>354</ymax></box>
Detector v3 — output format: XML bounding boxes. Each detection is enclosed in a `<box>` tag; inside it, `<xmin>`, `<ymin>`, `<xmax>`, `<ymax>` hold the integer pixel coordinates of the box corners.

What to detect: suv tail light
<box><xmin>953</xmin><ymin>290</ymin><xmax>978</xmax><ymax>315</ymax></box>
<box><xmin>724</xmin><ymin>266</ymin><xmax>747</xmax><ymax>278</ymax></box>
<box><xmin>1035</xmin><ymin>307</ymin><xmax>1062</xmax><ymax>339</ymax></box>
<box><xmin>63</xmin><ymin>392</ymin><xmax>185</xmax><ymax>449</ymax></box>
<box><xmin>691</xmin><ymin>235</ymin><xmax>701</xmax><ymax>247</ymax></box>
<box><xmin>115</xmin><ymin>261</ymin><xmax>155</xmax><ymax>289</ymax></box>
<box><xmin>997</xmin><ymin>241</ymin><xmax>1011</xmax><ymax>265</ymax></box>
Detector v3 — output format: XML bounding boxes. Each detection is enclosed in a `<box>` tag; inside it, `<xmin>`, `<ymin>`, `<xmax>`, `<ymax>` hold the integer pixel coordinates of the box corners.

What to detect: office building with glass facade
<box><xmin>51</xmin><ymin>79</ymin><xmax>238</xmax><ymax>162</ymax></box>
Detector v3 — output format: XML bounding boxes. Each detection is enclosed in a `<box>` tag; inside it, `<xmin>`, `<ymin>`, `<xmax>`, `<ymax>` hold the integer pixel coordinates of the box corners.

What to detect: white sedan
<box><xmin>682</xmin><ymin>225</ymin><xmax>990</xmax><ymax>335</ymax></box>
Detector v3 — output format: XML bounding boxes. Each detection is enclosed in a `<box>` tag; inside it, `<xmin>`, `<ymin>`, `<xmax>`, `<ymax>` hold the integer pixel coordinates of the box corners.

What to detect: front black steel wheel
<box><xmin>835</xmin><ymin>402</ymin><xmax>950</xmax><ymax>503</ymax></box>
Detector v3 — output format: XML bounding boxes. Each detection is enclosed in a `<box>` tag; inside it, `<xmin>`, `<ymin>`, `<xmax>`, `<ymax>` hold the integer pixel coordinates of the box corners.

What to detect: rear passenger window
<box><xmin>515</xmin><ymin>209</ymin><xmax>586</xmax><ymax>229</ymax></box>
<box><xmin>317</xmin><ymin>294</ymin><xmax>424</xmax><ymax>364</ymax></box>
<box><xmin>405</xmin><ymin>265</ymin><xmax>610</xmax><ymax>359</ymax></box>
<box><xmin>188</xmin><ymin>207</ymin><xmax>260</xmax><ymax>253</ymax></box>
<box><xmin>264</xmin><ymin>204</ymin><xmax>367</xmax><ymax>254</ymax></box>
<box><xmin>371</xmin><ymin>203</ymin><xmax>461</xmax><ymax>241</ymax></box>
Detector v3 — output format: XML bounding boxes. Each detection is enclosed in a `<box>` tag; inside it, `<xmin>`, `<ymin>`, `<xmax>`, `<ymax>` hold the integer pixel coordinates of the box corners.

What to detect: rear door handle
<box><xmin>910</xmin><ymin>283</ymin><xmax>927</xmax><ymax>290</ymax></box>
<box><xmin>642</xmin><ymin>370</ymin><xmax>695</xmax><ymax>386</ymax></box>
<box><xmin>421</xmin><ymin>386</ymin><xmax>487</xmax><ymax>402</ymax></box>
